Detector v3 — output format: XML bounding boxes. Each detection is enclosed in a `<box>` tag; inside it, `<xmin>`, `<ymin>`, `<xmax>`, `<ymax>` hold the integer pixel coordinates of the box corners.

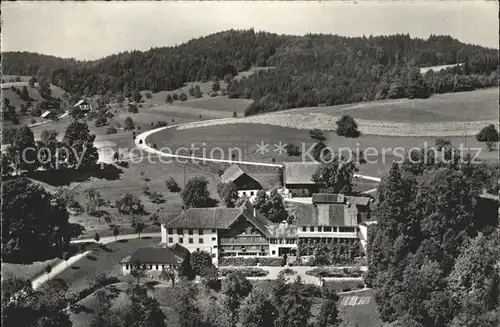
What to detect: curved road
<box><xmin>134</xmin><ymin>124</ymin><xmax>382</xmax><ymax>182</ymax></box>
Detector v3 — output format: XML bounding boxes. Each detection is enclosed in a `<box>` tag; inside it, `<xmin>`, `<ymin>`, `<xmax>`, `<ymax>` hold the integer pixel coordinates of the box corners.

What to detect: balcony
<box><xmin>219</xmin><ymin>237</ymin><xmax>269</xmax><ymax>245</ymax></box>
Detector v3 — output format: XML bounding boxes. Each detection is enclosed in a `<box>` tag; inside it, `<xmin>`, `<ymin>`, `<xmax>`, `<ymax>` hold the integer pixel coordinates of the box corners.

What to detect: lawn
<box><xmin>52</xmin><ymin>237</ymin><xmax>161</xmax><ymax>294</ymax></box>
<box><xmin>2</xmin><ymin>258</ymin><xmax>62</xmax><ymax>282</ymax></box>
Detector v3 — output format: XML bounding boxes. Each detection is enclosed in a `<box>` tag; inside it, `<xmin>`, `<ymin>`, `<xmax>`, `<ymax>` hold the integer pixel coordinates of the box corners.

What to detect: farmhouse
<box><xmin>220</xmin><ymin>164</ymin><xmax>263</xmax><ymax>201</ymax></box>
<box><xmin>161</xmin><ymin>194</ymin><xmax>372</xmax><ymax>261</ymax></box>
<box><xmin>283</xmin><ymin>162</ymin><xmax>323</xmax><ymax>197</ymax></box>
<box><xmin>120</xmin><ymin>247</ymin><xmax>184</xmax><ymax>276</ymax></box>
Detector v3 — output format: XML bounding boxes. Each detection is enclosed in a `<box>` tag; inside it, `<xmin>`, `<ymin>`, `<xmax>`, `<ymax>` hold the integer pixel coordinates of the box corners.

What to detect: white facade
<box><xmin>297</xmin><ymin>226</ymin><xmax>358</xmax><ymax>239</ymax></box>
<box><xmin>121</xmin><ymin>262</ymin><xmax>177</xmax><ymax>275</ymax></box>
<box><xmin>161</xmin><ymin>225</ymin><xmax>219</xmax><ymax>260</ymax></box>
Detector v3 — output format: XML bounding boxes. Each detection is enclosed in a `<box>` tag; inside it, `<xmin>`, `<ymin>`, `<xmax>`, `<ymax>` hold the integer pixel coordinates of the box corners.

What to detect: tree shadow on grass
<box><xmin>71</xmin><ymin>266</ymin><xmax>81</xmax><ymax>270</ymax></box>
<box><xmin>70</xmin><ymin>304</ymin><xmax>94</xmax><ymax>314</ymax></box>
<box><xmin>27</xmin><ymin>164</ymin><xmax>123</xmax><ymax>186</ymax></box>
<box><xmin>86</xmin><ymin>255</ymin><xmax>97</xmax><ymax>261</ymax></box>
<box><xmin>145</xmin><ymin>281</ymin><xmax>160</xmax><ymax>290</ymax></box>
<box><xmin>118</xmin><ymin>240</ymin><xmax>129</xmax><ymax>243</ymax></box>
<box><xmin>99</xmin><ymin>244</ymin><xmax>113</xmax><ymax>252</ymax></box>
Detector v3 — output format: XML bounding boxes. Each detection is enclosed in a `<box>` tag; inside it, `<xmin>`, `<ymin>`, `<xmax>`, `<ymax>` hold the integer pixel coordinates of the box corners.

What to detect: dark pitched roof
<box><xmin>121</xmin><ymin>247</ymin><xmax>182</xmax><ymax>264</ymax></box>
<box><xmin>283</xmin><ymin>162</ymin><xmax>321</xmax><ymax>185</ymax></box>
<box><xmin>165</xmin><ymin>207</ymin><xmax>245</xmax><ymax>229</ymax></box>
<box><xmin>238</xmin><ymin>212</ymin><xmax>273</xmax><ymax>238</ymax></box>
<box><xmin>165</xmin><ymin>204</ymin><xmax>273</xmax><ymax>237</ymax></box>
<box><xmin>220</xmin><ymin>164</ymin><xmax>262</xmax><ymax>187</ymax></box>
<box><xmin>220</xmin><ymin>164</ymin><xmax>246</xmax><ymax>183</ymax></box>
<box><xmin>169</xmin><ymin>243</ymin><xmax>190</xmax><ymax>259</ymax></box>
<box><xmin>291</xmin><ymin>202</ymin><xmax>357</xmax><ymax>227</ymax></box>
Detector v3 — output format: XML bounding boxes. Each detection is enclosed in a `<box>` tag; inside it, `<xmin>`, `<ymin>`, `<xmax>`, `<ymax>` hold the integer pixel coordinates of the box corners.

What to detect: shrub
<box><xmin>179</xmin><ymin>93</ymin><xmax>188</xmax><ymax>101</ymax></box>
<box><xmin>172</xmin><ymin>93</ymin><xmax>179</xmax><ymax>101</ymax></box>
<box><xmin>128</xmin><ymin>104</ymin><xmax>139</xmax><ymax>113</ymax></box>
<box><xmin>153</xmin><ymin>121</ymin><xmax>168</xmax><ymax>128</ymax></box>
<box><xmin>218</xmin><ymin>257</ymin><xmax>258</xmax><ymax>266</ymax></box>
<box><xmin>232</xmin><ymin>111</ymin><xmax>237</xmax><ymax>118</ymax></box>
<box><xmin>476</xmin><ymin>124</ymin><xmax>499</xmax><ymax>142</ymax></box>
<box><xmin>124</xmin><ymin>117</ymin><xmax>135</xmax><ymax>131</ymax></box>
<box><xmin>165</xmin><ymin>177</ymin><xmax>181</xmax><ymax>192</ymax></box>
<box><xmin>280</xmin><ymin>268</ymin><xmax>296</xmax><ymax>275</ymax></box>
<box><xmin>106</xmin><ymin>127</ymin><xmax>117</xmax><ymax>135</ymax></box>
<box><xmin>335</xmin><ymin>115</ymin><xmax>360</xmax><ymax>138</ymax></box>
<box><xmin>301</xmin><ymin>284</ymin><xmax>322</xmax><ymax>298</ymax></box>
<box><xmin>228</xmin><ymin>92</ymin><xmax>239</xmax><ymax>99</ymax></box>
<box><xmin>309</xmin><ymin>128</ymin><xmax>326</xmax><ymax>141</ymax></box>
<box><xmin>145</xmin><ymin>91</ymin><xmax>152</xmax><ymax>99</ymax></box>
<box><xmin>285</xmin><ymin>143</ymin><xmax>301</xmax><ymax>156</ymax></box>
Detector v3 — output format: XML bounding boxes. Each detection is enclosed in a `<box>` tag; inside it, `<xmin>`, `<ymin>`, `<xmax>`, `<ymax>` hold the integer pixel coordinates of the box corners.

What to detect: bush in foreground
<box><xmin>165</xmin><ymin>177</ymin><xmax>181</xmax><ymax>192</ymax></box>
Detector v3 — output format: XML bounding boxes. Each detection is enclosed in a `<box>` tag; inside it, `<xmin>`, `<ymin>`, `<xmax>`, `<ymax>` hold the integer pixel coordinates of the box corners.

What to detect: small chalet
<box><xmin>120</xmin><ymin>247</ymin><xmax>184</xmax><ymax>277</ymax></box>
<box><xmin>220</xmin><ymin>164</ymin><xmax>263</xmax><ymax>200</ymax></box>
<box><xmin>73</xmin><ymin>99</ymin><xmax>93</xmax><ymax>112</ymax></box>
<box><xmin>283</xmin><ymin>162</ymin><xmax>323</xmax><ymax>197</ymax></box>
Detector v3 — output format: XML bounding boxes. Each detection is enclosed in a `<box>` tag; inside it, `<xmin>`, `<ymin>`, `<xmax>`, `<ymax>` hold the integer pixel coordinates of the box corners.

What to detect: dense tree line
<box><xmin>366</xmin><ymin>148</ymin><xmax>500</xmax><ymax>326</ymax></box>
<box><xmin>2</xmin><ymin>31</ymin><xmax>498</xmax><ymax>113</ymax></box>
<box><xmin>1</xmin><ymin>121</ymin><xmax>98</xmax><ymax>175</ymax></box>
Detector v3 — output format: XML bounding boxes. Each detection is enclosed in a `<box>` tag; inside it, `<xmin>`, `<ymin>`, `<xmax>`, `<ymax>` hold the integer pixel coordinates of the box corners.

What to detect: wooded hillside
<box><xmin>3</xmin><ymin>30</ymin><xmax>498</xmax><ymax>115</ymax></box>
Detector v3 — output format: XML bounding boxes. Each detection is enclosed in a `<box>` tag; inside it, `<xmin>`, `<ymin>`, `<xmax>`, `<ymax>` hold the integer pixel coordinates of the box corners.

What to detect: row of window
<box><xmin>270</xmin><ymin>239</ymin><xmax>297</xmax><ymax>244</ymax></box>
<box><xmin>125</xmin><ymin>264</ymin><xmax>171</xmax><ymax>270</ymax></box>
<box><xmin>301</xmin><ymin>226</ymin><xmax>357</xmax><ymax>233</ymax></box>
<box><xmin>167</xmin><ymin>228</ymin><xmax>216</xmax><ymax>235</ymax></box>
<box><xmin>168</xmin><ymin>237</ymin><xmax>217</xmax><ymax>244</ymax></box>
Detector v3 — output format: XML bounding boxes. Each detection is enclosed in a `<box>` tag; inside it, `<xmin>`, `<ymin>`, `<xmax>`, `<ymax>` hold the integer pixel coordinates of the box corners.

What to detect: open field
<box><xmin>159</xmin><ymin>88</ymin><xmax>497</xmax><ymax>137</ymax></box>
<box><xmin>286</xmin><ymin>88</ymin><xmax>498</xmax><ymax>123</ymax></box>
<box><xmin>147</xmin><ymin>122</ymin><xmax>498</xmax><ymax>179</ymax></box>
<box><xmin>175</xmin><ymin>96</ymin><xmax>252</xmax><ymax>114</ymax></box>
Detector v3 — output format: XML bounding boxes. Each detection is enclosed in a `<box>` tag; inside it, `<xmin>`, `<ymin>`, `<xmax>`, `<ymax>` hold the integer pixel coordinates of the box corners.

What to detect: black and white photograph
<box><xmin>1</xmin><ymin>1</ymin><xmax>499</xmax><ymax>326</ymax></box>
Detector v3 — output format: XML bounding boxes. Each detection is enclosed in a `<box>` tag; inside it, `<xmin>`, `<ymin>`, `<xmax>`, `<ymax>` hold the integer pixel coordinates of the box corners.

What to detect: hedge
<box><xmin>218</xmin><ymin>257</ymin><xmax>285</xmax><ymax>267</ymax></box>
<box><xmin>323</xmin><ymin>280</ymin><xmax>365</xmax><ymax>293</ymax></box>
<box><xmin>305</xmin><ymin>267</ymin><xmax>363</xmax><ymax>278</ymax></box>
<box><xmin>220</xmin><ymin>267</ymin><xmax>269</xmax><ymax>277</ymax></box>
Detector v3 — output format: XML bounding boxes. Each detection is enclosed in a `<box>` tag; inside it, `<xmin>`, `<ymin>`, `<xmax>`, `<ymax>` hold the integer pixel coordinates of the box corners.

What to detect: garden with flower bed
<box><xmin>219</xmin><ymin>267</ymin><xmax>269</xmax><ymax>277</ymax></box>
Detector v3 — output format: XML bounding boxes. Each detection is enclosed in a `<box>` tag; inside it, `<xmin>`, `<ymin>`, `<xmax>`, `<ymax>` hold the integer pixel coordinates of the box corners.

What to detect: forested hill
<box><xmin>3</xmin><ymin>29</ymin><xmax>499</xmax><ymax>115</ymax></box>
